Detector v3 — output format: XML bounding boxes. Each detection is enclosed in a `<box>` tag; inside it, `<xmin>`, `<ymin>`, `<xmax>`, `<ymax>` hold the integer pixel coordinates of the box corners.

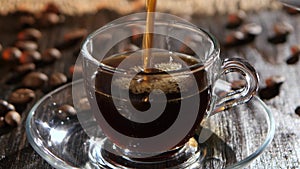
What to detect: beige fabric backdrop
<box><xmin>0</xmin><ymin>0</ymin><xmax>281</xmax><ymax>16</ymax></box>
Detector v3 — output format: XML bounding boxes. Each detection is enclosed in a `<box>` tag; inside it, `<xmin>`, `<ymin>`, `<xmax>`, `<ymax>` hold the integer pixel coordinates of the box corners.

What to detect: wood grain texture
<box><xmin>0</xmin><ymin>8</ymin><xmax>300</xmax><ymax>169</ymax></box>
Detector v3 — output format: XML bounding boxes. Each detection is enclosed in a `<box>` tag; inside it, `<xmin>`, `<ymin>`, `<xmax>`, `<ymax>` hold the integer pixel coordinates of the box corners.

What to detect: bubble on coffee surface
<box><xmin>113</xmin><ymin>61</ymin><xmax>193</xmax><ymax>94</ymax></box>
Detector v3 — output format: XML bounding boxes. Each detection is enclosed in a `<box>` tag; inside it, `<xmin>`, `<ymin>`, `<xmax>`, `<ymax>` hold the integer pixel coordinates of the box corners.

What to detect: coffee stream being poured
<box><xmin>142</xmin><ymin>0</ymin><xmax>157</xmax><ymax>72</ymax></box>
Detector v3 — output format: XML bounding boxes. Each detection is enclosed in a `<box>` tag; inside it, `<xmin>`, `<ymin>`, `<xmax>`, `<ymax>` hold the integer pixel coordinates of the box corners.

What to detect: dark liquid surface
<box><xmin>93</xmin><ymin>52</ymin><xmax>211</xmax><ymax>149</ymax></box>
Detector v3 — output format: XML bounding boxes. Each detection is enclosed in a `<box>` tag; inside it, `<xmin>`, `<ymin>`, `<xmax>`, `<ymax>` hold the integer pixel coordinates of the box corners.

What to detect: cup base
<box><xmin>88</xmin><ymin>138</ymin><xmax>205</xmax><ymax>169</ymax></box>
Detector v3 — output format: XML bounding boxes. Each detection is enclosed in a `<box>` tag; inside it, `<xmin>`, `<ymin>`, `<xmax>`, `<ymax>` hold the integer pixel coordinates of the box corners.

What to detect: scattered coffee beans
<box><xmin>49</xmin><ymin>72</ymin><xmax>67</xmax><ymax>88</ymax></box>
<box><xmin>19</xmin><ymin>50</ymin><xmax>41</xmax><ymax>64</ymax></box>
<box><xmin>5</xmin><ymin>111</ymin><xmax>21</xmax><ymax>127</ymax></box>
<box><xmin>8</xmin><ymin>88</ymin><xmax>35</xmax><ymax>105</ymax></box>
<box><xmin>17</xmin><ymin>28</ymin><xmax>42</xmax><ymax>41</ymax></box>
<box><xmin>259</xmin><ymin>75</ymin><xmax>285</xmax><ymax>100</ymax></box>
<box><xmin>22</xmin><ymin>72</ymin><xmax>48</xmax><ymax>89</ymax></box>
<box><xmin>55</xmin><ymin>104</ymin><xmax>77</xmax><ymax>120</ymax></box>
<box><xmin>15</xmin><ymin>41</ymin><xmax>38</xmax><ymax>51</ymax></box>
<box><xmin>2</xmin><ymin>47</ymin><xmax>22</xmax><ymax>61</ymax></box>
<box><xmin>224</xmin><ymin>23</ymin><xmax>262</xmax><ymax>47</ymax></box>
<box><xmin>42</xmin><ymin>48</ymin><xmax>62</xmax><ymax>63</ymax></box>
<box><xmin>226</xmin><ymin>11</ymin><xmax>246</xmax><ymax>29</ymax></box>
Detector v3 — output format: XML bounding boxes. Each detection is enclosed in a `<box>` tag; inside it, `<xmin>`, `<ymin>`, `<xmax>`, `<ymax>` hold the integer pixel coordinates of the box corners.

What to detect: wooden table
<box><xmin>0</xmin><ymin>8</ymin><xmax>300</xmax><ymax>169</ymax></box>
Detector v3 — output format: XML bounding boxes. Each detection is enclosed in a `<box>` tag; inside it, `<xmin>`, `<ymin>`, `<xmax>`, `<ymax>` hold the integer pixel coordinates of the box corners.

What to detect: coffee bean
<box><xmin>22</xmin><ymin>72</ymin><xmax>48</xmax><ymax>89</ymax></box>
<box><xmin>295</xmin><ymin>106</ymin><xmax>300</xmax><ymax>116</ymax></box>
<box><xmin>268</xmin><ymin>22</ymin><xmax>293</xmax><ymax>44</ymax></box>
<box><xmin>0</xmin><ymin>101</ymin><xmax>16</xmax><ymax>116</ymax></box>
<box><xmin>0</xmin><ymin>99</ymin><xmax>15</xmax><ymax>116</ymax></box>
<box><xmin>226</xmin><ymin>11</ymin><xmax>246</xmax><ymax>29</ymax></box>
<box><xmin>0</xmin><ymin>99</ymin><xmax>9</xmax><ymax>116</ymax></box>
<box><xmin>290</xmin><ymin>45</ymin><xmax>300</xmax><ymax>54</ymax></box>
<box><xmin>42</xmin><ymin>48</ymin><xmax>62</xmax><ymax>63</ymax></box>
<box><xmin>224</xmin><ymin>31</ymin><xmax>247</xmax><ymax>47</ymax></box>
<box><xmin>15</xmin><ymin>63</ymin><xmax>36</xmax><ymax>74</ymax></box>
<box><xmin>273</xmin><ymin>22</ymin><xmax>294</xmax><ymax>35</ymax></box>
<box><xmin>19</xmin><ymin>15</ymin><xmax>36</xmax><ymax>28</ymax></box>
<box><xmin>259</xmin><ymin>75</ymin><xmax>285</xmax><ymax>100</ymax></box>
<box><xmin>5</xmin><ymin>111</ymin><xmax>21</xmax><ymax>127</ymax></box>
<box><xmin>17</xmin><ymin>28</ymin><xmax>42</xmax><ymax>41</ymax></box>
<box><xmin>49</xmin><ymin>72</ymin><xmax>67</xmax><ymax>88</ymax></box>
<box><xmin>0</xmin><ymin>117</ymin><xmax>5</xmax><ymax>127</ymax></box>
<box><xmin>56</xmin><ymin>104</ymin><xmax>77</xmax><ymax>120</ymax></box>
<box><xmin>2</xmin><ymin>47</ymin><xmax>22</xmax><ymax>61</ymax></box>
<box><xmin>64</xmin><ymin>29</ymin><xmax>87</xmax><ymax>42</ymax></box>
<box><xmin>265</xmin><ymin>75</ymin><xmax>285</xmax><ymax>87</ymax></box>
<box><xmin>286</xmin><ymin>53</ymin><xmax>299</xmax><ymax>64</ymax></box>
<box><xmin>8</xmin><ymin>88</ymin><xmax>35</xmax><ymax>105</ymax></box>
<box><xmin>241</xmin><ymin>23</ymin><xmax>262</xmax><ymax>36</ymax></box>
<box><xmin>15</xmin><ymin>41</ymin><xmax>38</xmax><ymax>51</ymax></box>
<box><xmin>38</xmin><ymin>12</ymin><xmax>60</xmax><ymax>27</ymax></box>
<box><xmin>259</xmin><ymin>86</ymin><xmax>280</xmax><ymax>100</ymax></box>
<box><xmin>7</xmin><ymin>104</ymin><xmax>16</xmax><ymax>112</ymax></box>
<box><xmin>19</xmin><ymin>50</ymin><xmax>41</xmax><ymax>64</ymax></box>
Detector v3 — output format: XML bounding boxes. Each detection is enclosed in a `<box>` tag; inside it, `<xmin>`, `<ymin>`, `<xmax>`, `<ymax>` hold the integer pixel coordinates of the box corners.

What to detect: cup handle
<box><xmin>212</xmin><ymin>58</ymin><xmax>259</xmax><ymax>114</ymax></box>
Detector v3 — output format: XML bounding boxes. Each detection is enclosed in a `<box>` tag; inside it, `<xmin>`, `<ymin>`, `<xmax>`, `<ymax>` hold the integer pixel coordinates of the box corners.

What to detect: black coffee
<box><xmin>93</xmin><ymin>51</ymin><xmax>211</xmax><ymax>149</ymax></box>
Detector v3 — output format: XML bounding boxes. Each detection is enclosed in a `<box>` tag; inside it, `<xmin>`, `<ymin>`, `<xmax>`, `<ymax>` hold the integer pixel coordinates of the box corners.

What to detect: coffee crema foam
<box><xmin>113</xmin><ymin>62</ymin><xmax>194</xmax><ymax>94</ymax></box>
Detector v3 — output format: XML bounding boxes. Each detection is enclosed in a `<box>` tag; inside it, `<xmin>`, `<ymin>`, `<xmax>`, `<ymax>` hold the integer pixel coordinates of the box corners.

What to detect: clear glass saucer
<box><xmin>26</xmin><ymin>80</ymin><xmax>275</xmax><ymax>169</ymax></box>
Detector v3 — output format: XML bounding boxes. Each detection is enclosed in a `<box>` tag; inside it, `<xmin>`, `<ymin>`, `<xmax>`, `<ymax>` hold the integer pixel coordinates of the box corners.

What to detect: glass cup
<box><xmin>80</xmin><ymin>13</ymin><xmax>259</xmax><ymax>168</ymax></box>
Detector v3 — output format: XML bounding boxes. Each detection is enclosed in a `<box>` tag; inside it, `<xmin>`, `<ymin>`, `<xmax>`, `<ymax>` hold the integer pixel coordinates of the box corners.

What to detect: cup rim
<box><xmin>81</xmin><ymin>14</ymin><xmax>220</xmax><ymax>75</ymax></box>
